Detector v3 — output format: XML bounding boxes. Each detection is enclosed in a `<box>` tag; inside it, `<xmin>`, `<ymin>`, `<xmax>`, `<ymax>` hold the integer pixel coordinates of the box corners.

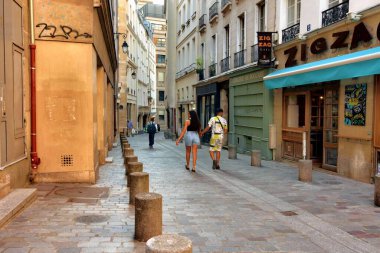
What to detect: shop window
<box><xmin>284</xmin><ymin>94</ymin><xmax>305</xmax><ymax>128</ymax></box>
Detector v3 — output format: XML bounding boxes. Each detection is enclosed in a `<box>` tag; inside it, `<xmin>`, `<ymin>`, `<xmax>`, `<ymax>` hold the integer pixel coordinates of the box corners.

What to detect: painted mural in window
<box><xmin>344</xmin><ymin>84</ymin><xmax>367</xmax><ymax>126</ymax></box>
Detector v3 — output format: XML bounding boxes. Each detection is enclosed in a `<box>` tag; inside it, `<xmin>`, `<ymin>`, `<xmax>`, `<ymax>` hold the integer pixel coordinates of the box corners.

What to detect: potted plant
<box><xmin>195</xmin><ymin>57</ymin><xmax>203</xmax><ymax>74</ymax></box>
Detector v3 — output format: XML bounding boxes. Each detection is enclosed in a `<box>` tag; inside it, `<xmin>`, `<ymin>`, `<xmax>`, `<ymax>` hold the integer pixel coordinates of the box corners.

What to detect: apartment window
<box><xmin>158</xmin><ymin>72</ymin><xmax>165</xmax><ymax>82</ymax></box>
<box><xmin>177</xmin><ymin>89</ymin><xmax>180</xmax><ymax>99</ymax></box>
<box><xmin>211</xmin><ymin>35</ymin><xmax>217</xmax><ymax>63</ymax></box>
<box><xmin>157</xmin><ymin>38</ymin><xmax>166</xmax><ymax>47</ymax></box>
<box><xmin>187</xmin><ymin>0</ymin><xmax>191</xmax><ymax>21</ymax></box>
<box><xmin>187</xmin><ymin>43</ymin><xmax>190</xmax><ymax>66</ymax></box>
<box><xmin>224</xmin><ymin>25</ymin><xmax>230</xmax><ymax>58</ymax></box>
<box><xmin>238</xmin><ymin>13</ymin><xmax>245</xmax><ymax>50</ymax></box>
<box><xmin>178</xmin><ymin>51</ymin><xmax>181</xmax><ymax>71</ymax></box>
<box><xmin>186</xmin><ymin>87</ymin><xmax>189</xmax><ymax>98</ymax></box>
<box><xmin>183</xmin><ymin>5</ymin><xmax>186</xmax><ymax>23</ymax></box>
<box><xmin>329</xmin><ymin>0</ymin><xmax>345</xmax><ymax>8</ymax></box>
<box><xmin>287</xmin><ymin>0</ymin><xmax>301</xmax><ymax>27</ymax></box>
<box><xmin>257</xmin><ymin>1</ymin><xmax>265</xmax><ymax>31</ymax></box>
<box><xmin>178</xmin><ymin>11</ymin><xmax>182</xmax><ymax>29</ymax></box>
<box><xmin>157</xmin><ymin>55</ymin><xmax>166</xmax><ymax>64</ymax></box>
<box><xmin>159</xmin><ymin>91</ymin><xmax>165</xmax><ymax>101</ymax></box>
<box><xmin>182</xmin><ymin>88</ymin><xmax>184</xmax><ymax>99</ymax></box>
<box><xmin>192</xmin><ymin>38</ymin><xmax>196</xmax><ymax>63</ymax></box>
<box><xmin>201</xmin><ymin>43</ymin><xmax>205</xmax><ymax>67</ymax></box>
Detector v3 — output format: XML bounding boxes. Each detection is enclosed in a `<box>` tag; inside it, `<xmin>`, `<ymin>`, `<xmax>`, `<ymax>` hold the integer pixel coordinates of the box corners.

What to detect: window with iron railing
<box><xmin>209</xmin><ymin>63</ymin><xmax>217</xmax><ymax>77</ymax></box>
<box><xmin>322</xmin><ymin>1</ymin><xmax>349</xmax><ymax>27</ymax></box>
<box><xmin>221</xmin><ymin>57</ymin><xmax>230</xmax><ymax>73</ymax></box>
<box><xmin>282</xmin><ymin>23</ymin><xmax>300</xmax><ymax>43</ymax></box>
<box><xmin>234</xmin><ymin>49</ymin><xmax>246</xmax><ymax>68</ymax></box>
<box><xmin>222</xmin><ymin>0</ymin><xmax>231</xmax><ymax>10</ymax></box>
<box><xmin>209</xmin><ymin>2</ymin><xmax>219</xmax><ymax>21</ymax></box>
<box><xmin>199</xmin><ymin>14</ymin><xmax>206</xmax><ymax>29</ymax></box>
<box><xmin>251</xmin><ymin>44</ymin><xmax>258</xmax><ymax>63</ymax></box>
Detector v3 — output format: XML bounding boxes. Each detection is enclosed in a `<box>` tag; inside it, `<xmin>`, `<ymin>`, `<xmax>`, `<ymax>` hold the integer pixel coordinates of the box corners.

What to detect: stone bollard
<box><xmin>127</xmin><ymin>162</ymin><xmax>143</xmax><ymax>187</ymax></box>
<box><xmin>298</xmin><ymin>159</ymin><xmax>312</xmax><ymax>182</ymax></box>
<box><xmin>228</xmin><ymin>145</ymin><xmax>237</xmax><ymax>159</ymax></box>
<box><xmin>251</xmin><ymin>150</ymin><xmax>261</xmax><ymax>167</ymax></box>
<box><xmin>123</xmin><ymin>142</ymin><xmax>131</xmax><ymax>151</ymax></box>
<box><xmin>124</xmin><ymin>147</ymin><xmax>134</xmax><ymax>158</ymax></box>
<box><xmin>124</xmin><ymin>155</ymin><xmax>138</xmax><ymax>175</ymax></box>
<box><xmin>146</xmin><ymin>234</ymin><xmax>192</xmax><ymax>253</ymax></box>
<box><xmin>135</xmin><ymin>192</ymin><xmax>162</xmax><ymax>242</ymax></box>
<box><xmin>130</xmin><ymin>172</ymin><xmax>149</xmax><ymax>205</ymax></box>
<box><xmin>375</xmin><ymin>174</ymin><xmax>380</xmax><ymax>206</ymax></box>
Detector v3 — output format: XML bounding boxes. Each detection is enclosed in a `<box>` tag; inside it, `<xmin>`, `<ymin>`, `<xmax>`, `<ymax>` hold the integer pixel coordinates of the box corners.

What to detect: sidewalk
<box><xmin>0</xmin><ymin>132</ymin><xmax>379</xmax><ymax>252</ymax></box>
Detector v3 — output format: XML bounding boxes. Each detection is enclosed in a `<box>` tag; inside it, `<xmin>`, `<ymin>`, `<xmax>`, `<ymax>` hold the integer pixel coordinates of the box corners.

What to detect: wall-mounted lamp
<box><xmin>114</xmin><ymin>32</ymin><xmax>129</xmax><ymax>54</ymax></box>
<box><xmin>298</xmin><ymin>34</ymin><xmax>307</xmax><ymax>41</ymax></box>
<box><xmin>347</xmin><ymin>12</ymin><xmax>362</xmax><ymax>22</ymax></box>
<box><xmin>127</xmin><ymin>66</ymin><xmax>137</xmax><ymax>79</ymax></box>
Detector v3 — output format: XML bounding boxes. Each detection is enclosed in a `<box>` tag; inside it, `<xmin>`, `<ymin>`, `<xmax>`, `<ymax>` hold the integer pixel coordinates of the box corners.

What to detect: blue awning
<box><xmin>264</xmin><ymin>46</ymin><xmax>380</xmax><ymax>89</ymax></box>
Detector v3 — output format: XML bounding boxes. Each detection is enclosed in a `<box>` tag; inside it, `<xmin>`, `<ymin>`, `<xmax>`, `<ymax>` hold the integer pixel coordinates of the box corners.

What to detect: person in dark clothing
<box><xmin>176</xmin><ymin>110</ymin><xmax>201</xmax><ymax>172</ymax></box>
<box><xmin>147</xmin><ymin>116</ymin><xmax>157</xmax><ymax>149</ymax></box>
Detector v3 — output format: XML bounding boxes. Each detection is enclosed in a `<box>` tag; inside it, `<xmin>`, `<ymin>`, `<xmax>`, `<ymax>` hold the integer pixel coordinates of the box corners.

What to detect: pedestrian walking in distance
<box><xmin>147</xmin><ymin>116</ymin><xmax>157</xmax><ymax>149</ymax></box>
<box><xmin>176</xmin><ymin>110</ymin><xmax>201</xmax><ymax>172</ymax></box>
<box><xmin>200</xmin><ymin>108</ymin><xmax>228</xmax><ymax>170</ymax></box>
<box><xmin>127</xmin><ymin>120</ymin><xmax>133</xmax><ymax>137</ymax></box>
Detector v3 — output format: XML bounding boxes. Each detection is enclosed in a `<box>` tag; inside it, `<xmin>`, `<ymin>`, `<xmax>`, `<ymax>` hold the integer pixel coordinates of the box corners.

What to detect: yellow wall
<box><xmin>337</xmin><ymin>77</ymin><xmax>374</xmax><ymax>182</ymax></box>
<box><xmin>35</xmin><ymin>41</ymin><xmax>97</xmax><ymax>183</ymax></box>
<box><xmin>97</xmin><ymin>67</ymin><xmax>107</xmax><ymax>165</ymax></box>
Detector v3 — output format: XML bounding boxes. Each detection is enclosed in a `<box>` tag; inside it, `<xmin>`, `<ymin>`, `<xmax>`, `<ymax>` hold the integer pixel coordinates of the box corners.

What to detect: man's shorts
<box><xmin>184</xmin><ymin>131</ymin><xmax>200</xmax><ymax>146</ymax></box>
<box><xmin>209</xmin><ymin>134</ymin><xmax>223</xmax><ymax>152</ymax></box>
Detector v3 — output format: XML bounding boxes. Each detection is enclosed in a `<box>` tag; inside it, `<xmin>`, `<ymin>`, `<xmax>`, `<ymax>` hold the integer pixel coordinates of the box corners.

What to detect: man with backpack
<box><xmin>200</xmin><ymin>108</ymin><xmax>228</xmax><ymax>170</ymax></box>
<box><xmin>147</xmin><ymin>116</ymin><xmax>157</xmax><ymax>149</ymax></box>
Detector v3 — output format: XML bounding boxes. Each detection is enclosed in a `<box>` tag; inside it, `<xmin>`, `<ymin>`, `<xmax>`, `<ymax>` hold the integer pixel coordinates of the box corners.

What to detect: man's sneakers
<box><xmin>212</xmin><ymin>160</ymin><xmax>220</xmax><ymax>170</ymax></box>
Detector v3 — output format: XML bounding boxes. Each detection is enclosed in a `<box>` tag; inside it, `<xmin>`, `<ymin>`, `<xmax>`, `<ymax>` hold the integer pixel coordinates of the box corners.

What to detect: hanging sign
<box><xmin>257</xmin><ymin>32</ymin><xmax>273</xmax><ymax>67</ymax></box>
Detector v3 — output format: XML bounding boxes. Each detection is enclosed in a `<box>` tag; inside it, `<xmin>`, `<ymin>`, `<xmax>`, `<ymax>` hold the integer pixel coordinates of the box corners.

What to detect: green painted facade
<box><xmin>228</xmin><ymin>67</ymin><xmax>273</xmax><ymax>159</ymax></box>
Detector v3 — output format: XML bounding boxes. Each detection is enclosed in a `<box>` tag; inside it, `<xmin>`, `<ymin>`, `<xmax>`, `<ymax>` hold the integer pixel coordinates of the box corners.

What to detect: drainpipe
<box><xmin>29</xmin><ymin>0</ymin><xmax>40</xmax><ymax>181</ymax></box>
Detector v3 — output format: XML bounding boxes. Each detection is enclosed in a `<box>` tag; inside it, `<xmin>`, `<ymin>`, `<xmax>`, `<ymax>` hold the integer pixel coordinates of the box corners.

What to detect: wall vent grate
<box><xmin>61</xmin><ymin>155</ymin><xmax>74</xmax><ymax>167</ymax></box>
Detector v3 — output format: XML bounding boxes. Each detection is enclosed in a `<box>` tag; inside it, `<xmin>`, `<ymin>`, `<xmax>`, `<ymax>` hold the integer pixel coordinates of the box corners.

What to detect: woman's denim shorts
<box><xmin>184</xmin><ymin>131</ymin><xmax>200</xmax><ymax>146</ymax></box>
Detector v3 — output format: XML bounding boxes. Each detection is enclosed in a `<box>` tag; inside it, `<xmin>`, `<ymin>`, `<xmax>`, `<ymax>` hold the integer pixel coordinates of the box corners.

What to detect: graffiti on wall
<box><xmin>36</xmin><ymin>23</ymin><xmax>92</xmax><ymax>40</ymax></box>
<box><xmin>344</xmin><ymin>83</ymin><xmax>367</xmax><ymax>126</ymax></box>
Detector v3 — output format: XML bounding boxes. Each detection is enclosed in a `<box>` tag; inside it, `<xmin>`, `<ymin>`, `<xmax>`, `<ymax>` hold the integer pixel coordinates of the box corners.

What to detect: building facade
<box><xmin>265</xmin><ymin>0</ymin><xmax>380</xmax><ymax>182</ymax></box>
<box><xmin>175</xmin><ymin>0</ymin><xmax>198</xmax><ymax>131</ymax></box>
<box><xmin>141</xmin><ymin>3</ymin><xmax>168</xmax><ymax>130</ymax></box>
<box><xmin>32</xmin><ymin>0</ymin><xmax>118</xmax><ymax>183</ymax></box>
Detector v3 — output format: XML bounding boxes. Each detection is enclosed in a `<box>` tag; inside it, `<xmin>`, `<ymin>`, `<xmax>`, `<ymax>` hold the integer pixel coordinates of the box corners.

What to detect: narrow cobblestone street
<box><xmin>0</xmin><ymin>132</ymin><xmax>380</xmax><ymax>253</ymax></box>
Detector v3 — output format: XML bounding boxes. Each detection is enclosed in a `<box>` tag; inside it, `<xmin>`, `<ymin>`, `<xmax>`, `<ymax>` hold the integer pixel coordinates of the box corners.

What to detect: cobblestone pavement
<box><xmin>0</xmin><ymin>132</ymin><xmax>380</xmax><ymax>253</ymax></box>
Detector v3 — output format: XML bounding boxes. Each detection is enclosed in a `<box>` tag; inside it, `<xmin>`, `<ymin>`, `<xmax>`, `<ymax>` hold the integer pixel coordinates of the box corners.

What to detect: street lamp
<box><xmin>114</xmin><ymin>32</ymin><xmax>129</xmax><ymax>54</ymax></box>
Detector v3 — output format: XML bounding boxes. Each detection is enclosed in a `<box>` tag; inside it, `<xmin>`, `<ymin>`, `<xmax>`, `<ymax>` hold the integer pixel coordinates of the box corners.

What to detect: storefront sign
<box><xmin>344</xmin><ymin>84</ymin><xmax>367</xmax><ymax>126</ymax></box>
<box><xmin>284</xmin><ymin>21</ymin><xmax>379</xmax><ymax>67</ymax></box>
<box><xmin>257</xmin><ymin>32</ymin><xmax>273</xmax><ymax>67</ymax></box>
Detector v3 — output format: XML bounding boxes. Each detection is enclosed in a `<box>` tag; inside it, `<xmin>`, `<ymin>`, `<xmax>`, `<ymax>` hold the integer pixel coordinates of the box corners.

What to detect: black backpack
<box><xmin>147</xmin><ymin>123</ymin><xmax>156</xmax><ymax>134</ymax></box>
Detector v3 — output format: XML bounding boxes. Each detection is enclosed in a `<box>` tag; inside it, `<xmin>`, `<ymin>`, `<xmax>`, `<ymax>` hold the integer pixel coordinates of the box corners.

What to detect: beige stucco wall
<box><xmin>35</xmin><ymin>41</ymin><xmax>97</xmax><ymax>183</ymax></box>
<box><xmin>338</xmin><ymin>76</ymin><xmax>374</xmax><ymax>182</ymax></box>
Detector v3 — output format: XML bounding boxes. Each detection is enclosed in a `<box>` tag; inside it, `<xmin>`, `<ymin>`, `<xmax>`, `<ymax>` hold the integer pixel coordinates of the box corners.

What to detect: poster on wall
<box><xmin>344</xmin><ymin>84</ymin><xmax>367</xmax><ymax>126</ymax></box>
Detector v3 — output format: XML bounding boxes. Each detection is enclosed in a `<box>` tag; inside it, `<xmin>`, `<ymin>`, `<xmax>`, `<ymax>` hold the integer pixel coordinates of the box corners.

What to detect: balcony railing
<box><xmin>209</xmin><ymin>2</ymin><xmax>219</xmax><ymax>22</ymax></box>
<box><xmin>221</xmin><ymin>0</ymin><xmax>231</xmax><ymax>12</ymax></box>
<box><xmin>199</xmin><ymin>14</ymin><xmax>206</xmax><ymax>31</ymax></box>
<box><xmin>156</xmin><ymin>42</ymin><xmax>166</xmax><ymax>48</ymax></box>
<box><xmin>251</xmin><ymin>44</ymin><xmax>258</xmax><ymax>63</ymax></box>
<box><xmin>175</xmin><ymin>63</ymin><xmax>196</xmax><ymax>79</ymax></box>
<box><xmin>234</xmin><ymin>49</ymin><xmax>246</xmax><ymax>68</ymax></box>
<box><xmin>220</xmin><ymin>56</ymin><xmax>230</xmax><ymax>73</ymax></box>
<box><xmin>209</xmin><ymin>63</ymin><xmax>217</xmax><ymax>78</ymax></box>
<box><xmin>198</xmin><ymin>69</ymin><xmax>205</xmax><ymax>81</ymax></box>
<box><xmin>282</xmin><ymin>23</ymin><xmax>300</xmax><ymax>43</ymax></box>
<box><xmin>322</xmin><ymin>1</ymin><xmax>349</xmax><ymax>27</ymax></box>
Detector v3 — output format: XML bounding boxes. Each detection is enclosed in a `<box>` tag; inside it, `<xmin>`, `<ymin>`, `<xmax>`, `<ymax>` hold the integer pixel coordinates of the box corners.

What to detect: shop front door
<box><xmin>322</xmin><ymin>87</ymin><xmax>339</xmax><ymax>171</ymax></box>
